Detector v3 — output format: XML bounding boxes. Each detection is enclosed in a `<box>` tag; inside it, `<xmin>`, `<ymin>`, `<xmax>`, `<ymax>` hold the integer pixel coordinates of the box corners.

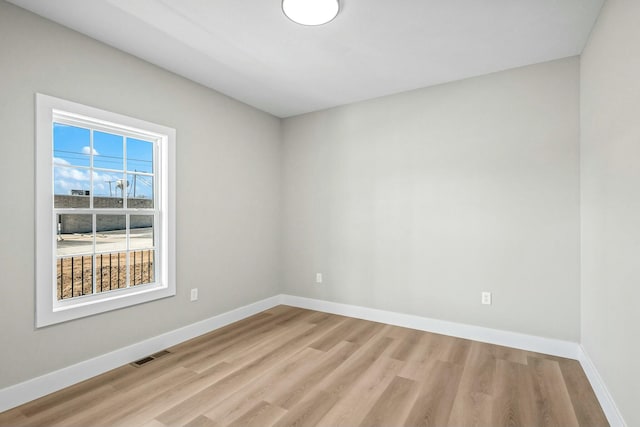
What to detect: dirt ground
<box><xmin>56</xmin><ymin>250</ymin><xmax>154</xmax><ymax>299</ymax></box>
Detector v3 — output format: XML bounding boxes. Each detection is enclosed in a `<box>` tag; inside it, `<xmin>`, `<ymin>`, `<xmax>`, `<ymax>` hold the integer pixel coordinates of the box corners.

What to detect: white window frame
<box><xmin>36</xmin><ymin>93</ymin><xmax>176</xmax><ymax>327</ymax></box>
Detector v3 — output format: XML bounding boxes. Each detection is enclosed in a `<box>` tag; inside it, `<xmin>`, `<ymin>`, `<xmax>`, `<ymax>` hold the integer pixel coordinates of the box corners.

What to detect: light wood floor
<box><xmin>0</xmin><ymin>305</ymin><xmax>608</xmax><ymax>427</ymax></box>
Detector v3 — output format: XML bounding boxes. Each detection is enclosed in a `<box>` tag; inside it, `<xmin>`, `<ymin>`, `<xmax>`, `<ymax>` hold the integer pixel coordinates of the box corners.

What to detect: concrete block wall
<box><xmin>55</xmin><ymin>196</ymin><xmax>153</xmax><ymax>233</ymax></box>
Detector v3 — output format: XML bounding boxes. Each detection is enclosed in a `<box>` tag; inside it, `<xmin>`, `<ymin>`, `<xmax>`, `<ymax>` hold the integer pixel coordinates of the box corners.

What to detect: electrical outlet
<box><xmin>190</xmin><ymin>288</ymin><xmax>198</xmax><ymax>302</ymax></box>
<box><xmin>481</xmin><ymin>291</ymin><xmax>492</xmax><ymax>305</ymax></box>
<box><xmin>315</xmin><ymin>273</ymin><xmax>323</xmax><ymax>284</ymax></box>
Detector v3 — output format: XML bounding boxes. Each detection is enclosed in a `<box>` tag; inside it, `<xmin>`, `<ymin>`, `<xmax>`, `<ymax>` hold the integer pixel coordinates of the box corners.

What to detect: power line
<box><xmin>54</xmin><ymin>149</ymin><xmax>152</xmax><ymax>163</ymax></box>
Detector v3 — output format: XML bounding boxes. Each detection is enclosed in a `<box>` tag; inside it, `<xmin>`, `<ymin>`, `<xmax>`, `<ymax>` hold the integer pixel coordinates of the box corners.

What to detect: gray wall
<box><xmin>581</xmin><ymin>0</ymin><xmax>640</xmax><ymax>424</ymax></box>
<box><xmin>3</xmin><ymin>0</ymin><xmax>618</xmax><ymax>405</ymax></box>
<box><xmin>281</xmin><ymin>58</ymin><xmax>581</xmax><ymax>341</ymax></box>
<box><xmin>0</xmin><ymin>1</ymin><xmax>281</xmax><ymax>388</ymax></box>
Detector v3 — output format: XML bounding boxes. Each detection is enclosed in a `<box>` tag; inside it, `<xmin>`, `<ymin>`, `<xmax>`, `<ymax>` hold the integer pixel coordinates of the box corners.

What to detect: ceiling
<box><xmin>9</xmin><ymin>0</ymin><xmax>604</xmax><ymax>118</ymax></box>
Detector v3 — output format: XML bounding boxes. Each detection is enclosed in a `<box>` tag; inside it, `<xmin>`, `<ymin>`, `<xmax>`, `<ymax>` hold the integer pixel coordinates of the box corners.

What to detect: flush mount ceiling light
<box><xmin>282</xmin><ymin>0</ymin><xmax>340</xmax><ymax>26</ymax></box>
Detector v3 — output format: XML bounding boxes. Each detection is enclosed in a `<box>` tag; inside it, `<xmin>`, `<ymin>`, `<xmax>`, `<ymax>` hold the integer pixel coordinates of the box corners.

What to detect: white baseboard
<box><xmin>1</xmin><ymin>293</ymin><xmax>625</xmax><ymax>427</ymax></box>
<box><xmin>281</xmin><ymin>294</ymin><xmax>580</xmax><ymax>358</ymax></box>
<box><xmin>0</xmin><ymin>295</ymin><xmax>282</xmax><ymax>413</ymax></box>
<box><xmin>281</xmin><ymin>294</ymin><xmax>627</xmax><ymax>426</ymax></box>
<box><xmin>577</xmin><ymin>346</ymin><xmax>627</xmax><ymax>427</ymax></box>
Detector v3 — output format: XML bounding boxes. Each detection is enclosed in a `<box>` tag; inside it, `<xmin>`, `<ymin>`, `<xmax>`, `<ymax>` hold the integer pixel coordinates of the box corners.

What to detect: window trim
<box><xmin>36</xmin><ymin>93</ymin><xmax>176</xmax><ymax>327</ymax></box>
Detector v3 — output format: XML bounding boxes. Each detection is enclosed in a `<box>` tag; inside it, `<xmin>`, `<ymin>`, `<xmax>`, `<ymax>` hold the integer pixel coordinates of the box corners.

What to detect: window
<box><xmin>36</xmin><ymin>94</ymin><xmax>176</xmax><ymax>327</ymax></box>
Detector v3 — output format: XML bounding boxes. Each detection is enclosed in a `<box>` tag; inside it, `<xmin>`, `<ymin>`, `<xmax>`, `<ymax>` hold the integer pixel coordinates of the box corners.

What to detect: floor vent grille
<box><xmin>151</xmin><ymin>350</ymin><xmax>171</xmax><ymax>359</ymax></box>
<box><xmin>131</xmin><ymin>350</ymin><xmax>171</xmax><ymax>367</ymax></box>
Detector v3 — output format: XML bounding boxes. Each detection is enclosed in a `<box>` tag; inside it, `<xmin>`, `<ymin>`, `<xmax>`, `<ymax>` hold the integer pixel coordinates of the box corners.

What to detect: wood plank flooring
<box><xmin>0</xmin><ymin>306</ymin><xmax>609</xmax><ymax>427</ymax></box>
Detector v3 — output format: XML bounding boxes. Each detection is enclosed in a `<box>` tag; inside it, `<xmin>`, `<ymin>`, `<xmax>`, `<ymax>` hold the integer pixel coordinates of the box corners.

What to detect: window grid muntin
<box><xmin>54</xmin><ymin>212</ymin><xmax>159</xmax><ymax>299</ymax></box>
<box><xmin>53</xmin><ymin>114</ymin><xmax>160</xmax><ymax>301</ymax></box>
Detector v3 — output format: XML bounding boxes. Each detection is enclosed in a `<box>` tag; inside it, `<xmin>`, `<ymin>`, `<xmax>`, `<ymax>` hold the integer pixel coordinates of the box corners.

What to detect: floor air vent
<box><xmin>151</xmin><ymin>350</ymin><xmax>171</xmax><ymax>358</ymax></box>
<box><xmin>131</xmin><ymin>350</ymin><xmax>171</xmax><ymax>367</ymax></box>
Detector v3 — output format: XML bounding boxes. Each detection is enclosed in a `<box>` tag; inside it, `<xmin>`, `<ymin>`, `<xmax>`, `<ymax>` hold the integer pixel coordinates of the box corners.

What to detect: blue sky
<box><xmin>53</xmin><ymin>123</ymin><xmax>154</xmax><ymax>199</ymax></box>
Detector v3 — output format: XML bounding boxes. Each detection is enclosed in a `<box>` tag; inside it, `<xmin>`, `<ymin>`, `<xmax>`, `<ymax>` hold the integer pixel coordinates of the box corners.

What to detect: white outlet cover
<box><xmin>482</xmin><ymin>292</ymin><xmax>492</xmax><ymax>305</ymax></box>
<box><xmin>315</xmin><ymin>273</ymin><xmax>323</xmax><ymax>283</ymax></box>
<box><xmin>190</xmin><ymin>288</ymin><xmax>198</xmax><ymax>301</ymax></box>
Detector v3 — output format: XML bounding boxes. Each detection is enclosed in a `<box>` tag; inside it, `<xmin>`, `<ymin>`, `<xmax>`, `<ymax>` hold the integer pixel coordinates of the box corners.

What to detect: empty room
<box><xmin>0</xmin><ymin>0</ymin><xmax>637</xmax><ymax>426</ymax></box>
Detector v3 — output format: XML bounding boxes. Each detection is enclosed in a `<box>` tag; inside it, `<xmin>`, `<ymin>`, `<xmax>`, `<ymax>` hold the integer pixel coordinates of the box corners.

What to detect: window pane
<box><xmin>53</xmin><ymin>123</ymin><xmax>90</xmax><ymax>167</ymax></box>
<box><xmin>56</xmin><ymin>214</ymin><xmax>93</xmax><ymax>257</ymax></box>
<box><xmin>95</xmin><ymin>252</ymin><xmax>126</xmax><ymax>294</ymax></box>
<box><xmin>96</xmin><ymin>215</ymin><xmax>126</xmax><ymax>253</ymax></box>
<box><xmin>56</xmin><ymin>213</ymin><xmax>94</xmax><ymax>298</ymax></box>
<box><xmin>130</xmin><ymin>249</ymin><xmax>154</xmax><ymax>286</ymax></box>
<box><xmin>127</xmin><ymin>138</ymin><xmax>154</xmax><ymax>173</ymax></box>
<box><xmin>54</xmin><ymin>167</ymin><xmax>90</xmax><ymax>208</ymax></box>
<box><xmin>93</xmin><ymin>171</ymin><xmax>125</xmax><ymax>208</ymax></box>
<box><xmin>130</xmin><ymin>215</ymin><xmax>154</xmax><ymax>250</ymax></box>
<box><xmin>127</xmin><ymin>174</ymin><xmax>153</xmax><ymax>208</ymax></box>
<box><xmin>94</xmin><ymin>131</ymin><xmax>124</xmax><ymax>170</ymax></box>
<box><xmin>57</xmin><ymin>255</ymin><xmax>93</xmax><ymax>300</ymax></box>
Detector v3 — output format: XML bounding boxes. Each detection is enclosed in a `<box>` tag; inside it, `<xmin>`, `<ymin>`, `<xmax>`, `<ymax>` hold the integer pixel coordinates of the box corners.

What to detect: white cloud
<box><xmin>82</xmin><ymin>146</ymin><xmax>99</xmax><ymax>155</ymax></box>
<box><xmin>57</xmin><ymin>167</ymin><xmax>90</xmax><ymax>181</ymax></box>
<box><xmin>54</xmin><ymin>167</ymin><xmax>88</xmax><ymax>195</ymax></box>
<box><xmin>93</xmin><ymin>171</ymin><xmax>124</xmax><ymax>196</ymax></box>
<box><xmin>94</xmin><ymin>182</ymin><xmax>106</xmax><ymax>193</ymax></box>
<box><xmin>57</xmin><ymin>179</ymin><xmax>74</xmax><ymax>191</ymax></box>
<box><xmin>53</xmin><ymin>157</ymin><xmax>70</xmax><ymax>166</ymax></box>
<box><xmin>53</xmin><ymin>168</ymin><xmax>151</xmax><ymax>198</ymax></box>
<box><xmin>93</xmin><ymin>171</ymin><xmax>119</xmax><ymax>182</ymax></box>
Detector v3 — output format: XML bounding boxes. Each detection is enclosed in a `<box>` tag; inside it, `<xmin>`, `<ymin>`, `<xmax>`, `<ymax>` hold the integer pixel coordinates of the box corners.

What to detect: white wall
<box><xmin>282</xmin><ymin>58</ymin><xmax>581</xmax><ymax>341</ymax></box>
<box><xmin>581</xmin><ymin>0</ymin><xmax>640</xmax><ymax>425</ymax></box>
<box><xmin>0</xmin><ymin>1</ymin><xmax>281</xmax><ymax>388</ymax></box>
